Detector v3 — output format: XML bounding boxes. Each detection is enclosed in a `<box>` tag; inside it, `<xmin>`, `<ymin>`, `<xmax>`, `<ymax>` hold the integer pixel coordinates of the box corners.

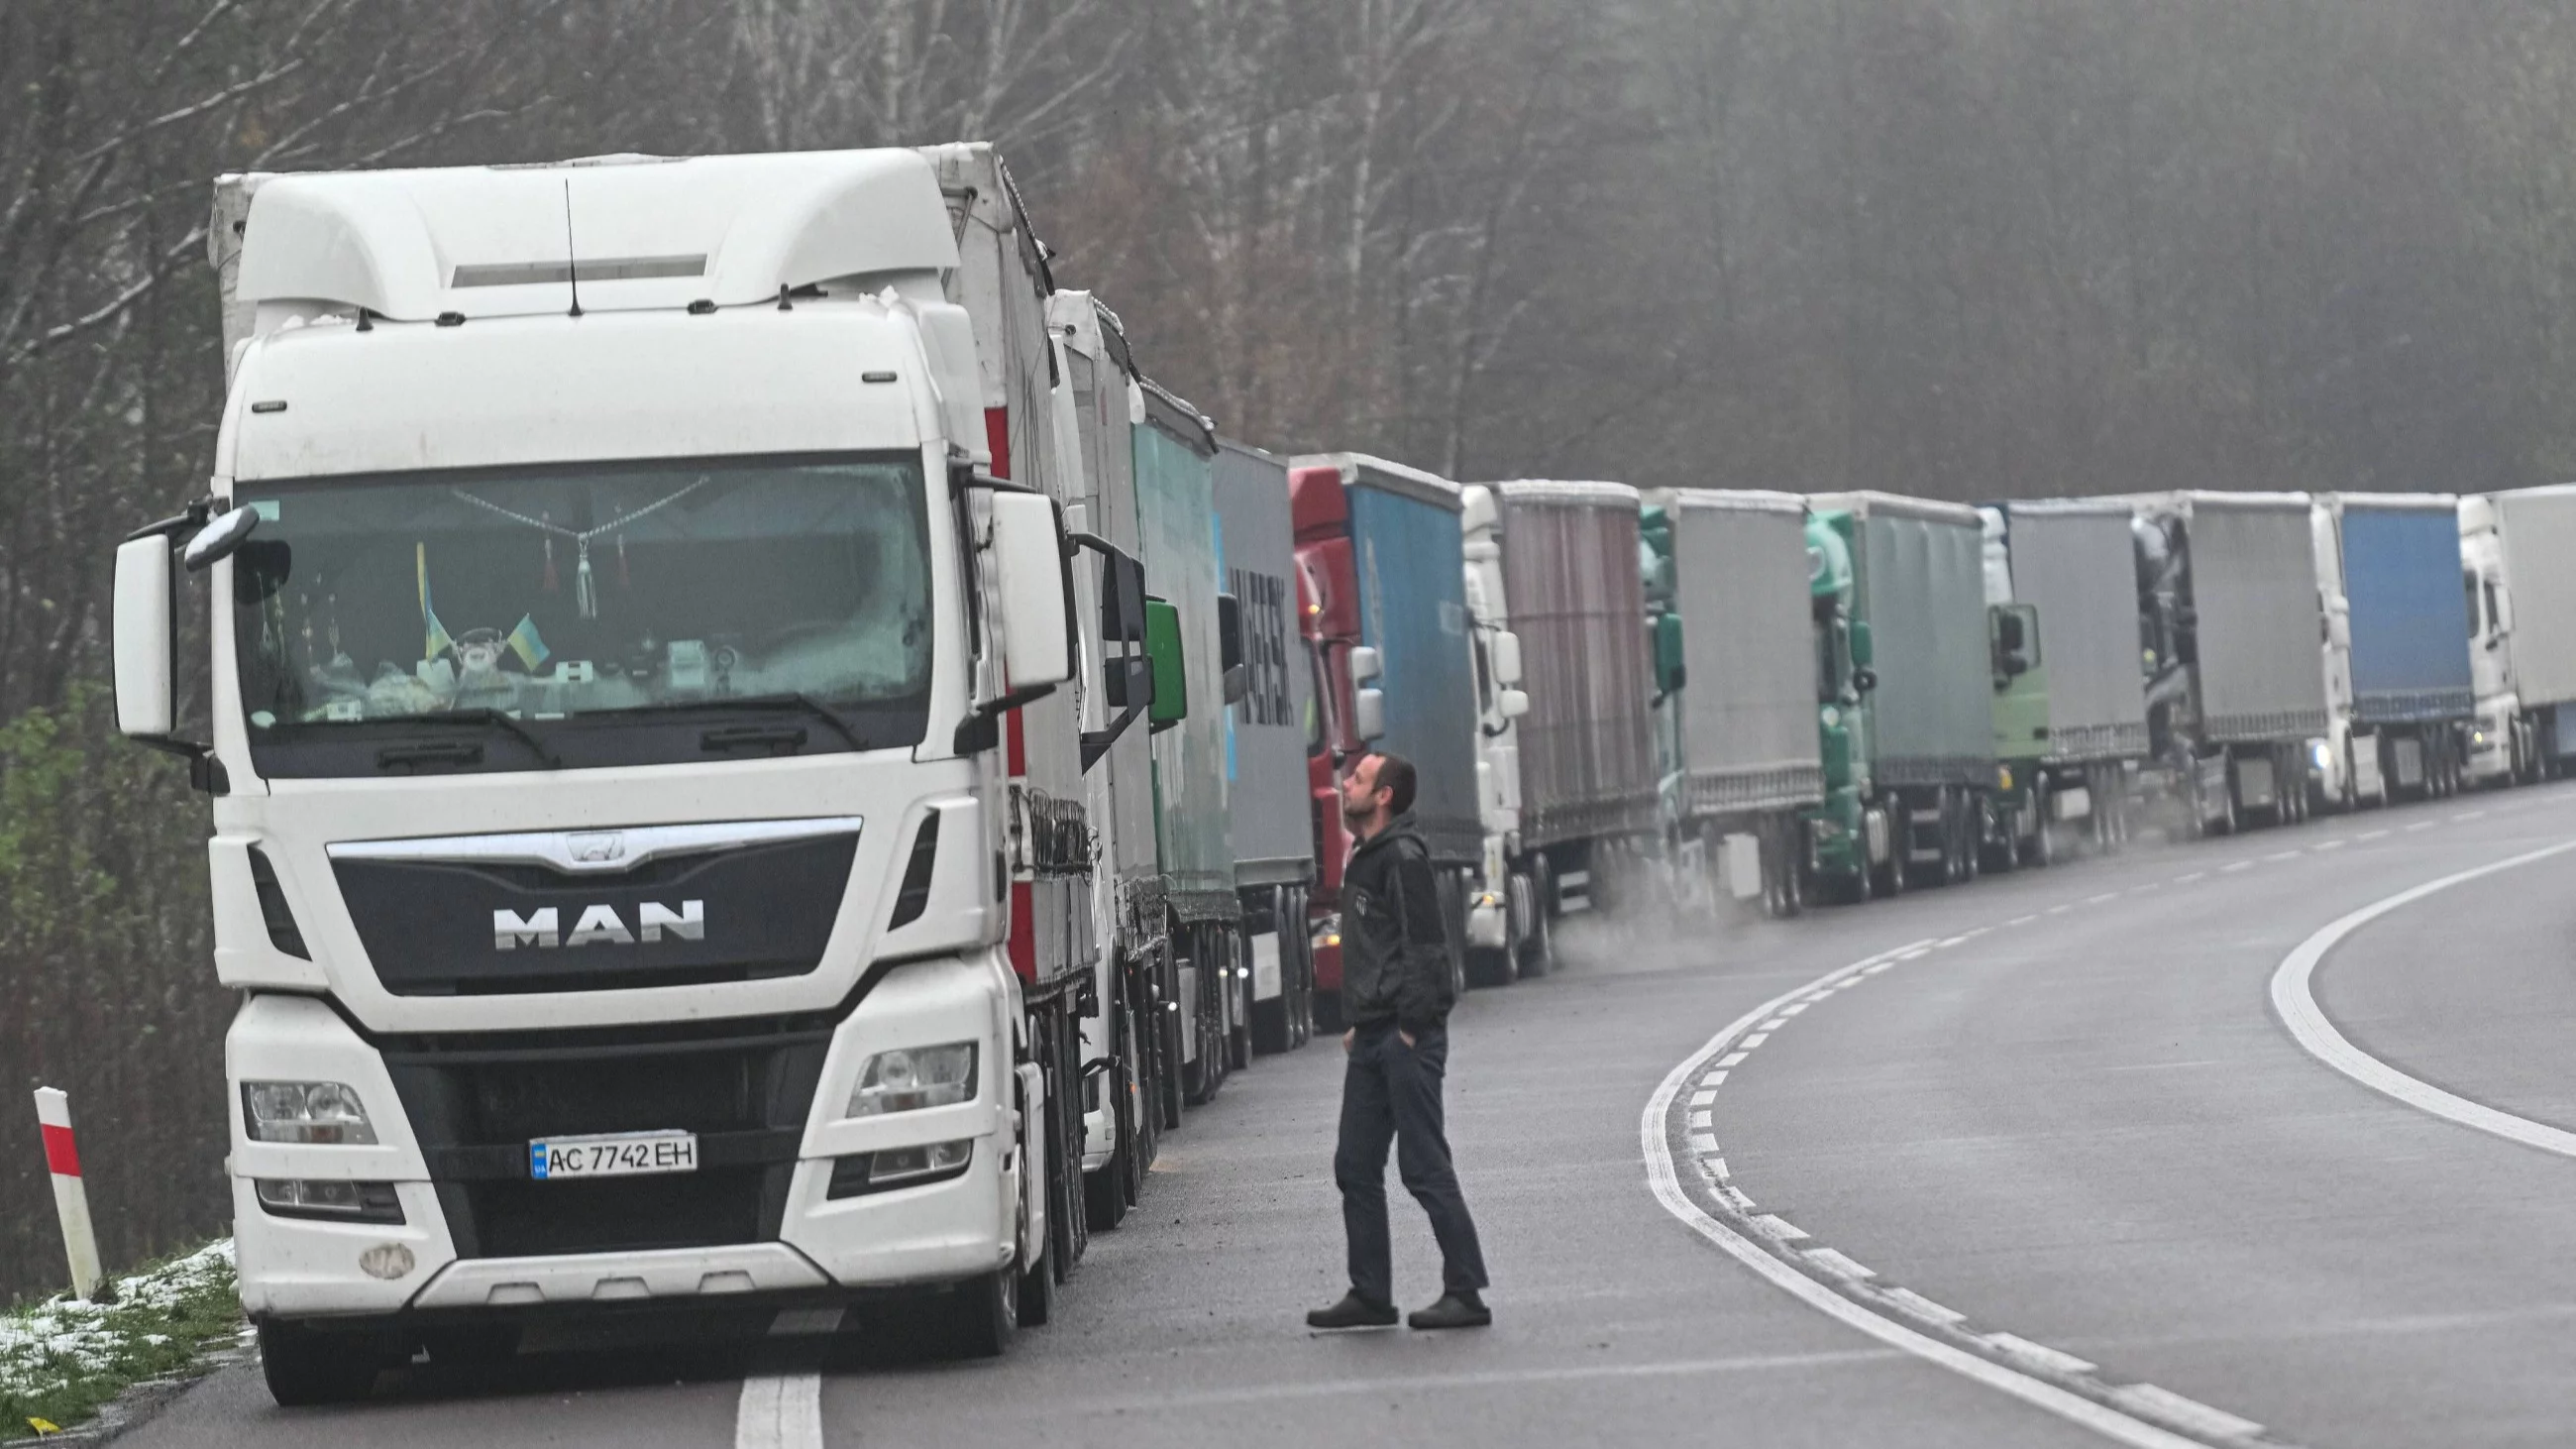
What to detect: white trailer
<box><xmin>114</xmin><ymin>149</ymin><xmax>1147</xmax><ymax>1399</ymax></box>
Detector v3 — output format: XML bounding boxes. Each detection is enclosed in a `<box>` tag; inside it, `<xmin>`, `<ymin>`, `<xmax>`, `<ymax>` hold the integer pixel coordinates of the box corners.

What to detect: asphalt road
<box><xmin>121</xmin><ymin>782</ymin><xmax>2576</xmax><ymax>1448</ymax></box>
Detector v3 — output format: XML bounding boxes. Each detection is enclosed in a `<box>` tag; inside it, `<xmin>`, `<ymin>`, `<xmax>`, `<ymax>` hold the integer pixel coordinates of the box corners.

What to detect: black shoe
<box><xmin>1307</xmin><ymin>1290</ymin><xmax>1400</xmax><ymax>1329</ymax></box>
<box><xmin>1408</xmin><ymin>1292</ymin><xmax>1491</xmax><ymax>1330</ymax></box>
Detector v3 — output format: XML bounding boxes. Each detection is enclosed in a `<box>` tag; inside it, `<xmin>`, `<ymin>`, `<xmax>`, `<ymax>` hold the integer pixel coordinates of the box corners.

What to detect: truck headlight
<box><xmin>242</xmin><ymin>1081</ymin><xmax>377</xmax><ymax>1145</ymax></box>
<box><xmin>2310</xmin><ymin>741</ymin><xmax>2333</xmax><ymax>771</ymax></box>
<box><xmin>845</xmin><ymin>1043</ymin><xmax>977</xmax><ymax>1118</ymax></box>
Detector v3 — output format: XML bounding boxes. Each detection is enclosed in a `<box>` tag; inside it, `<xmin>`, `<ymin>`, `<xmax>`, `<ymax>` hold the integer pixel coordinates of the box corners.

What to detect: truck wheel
<box><xmin>1018</xmin><ymin>1243</ymin><xmax>1056</xmax><ymax>1329</ymax></box>
<box><xmin>1518</xmin><ymin>862</ymin><xmax>1555</xmax><ymax>977</ymax></box>
<box><xmin>259</xmin><ymin>1320</ymin><xmax>391</xmax><ymax>1406</ymax></box>
<box><xmin>1777</xmin><ymin>824</ymin><xmax>1809</xmax><ymax>916</ymax></box>
<box><xmin>2024</xmin><ymin>782</ymin><xmax>2055</xmax><ymax>866</ymax></box>
<box><xmin>1872</xmin><ymin>809</ymin><xmax>1907</xmax><ymax>899</ymax></box>
<box><xmin>939</xmin><ymin>1267</ymin><xmax>1019</xmax><ymax>1359</ymax></box>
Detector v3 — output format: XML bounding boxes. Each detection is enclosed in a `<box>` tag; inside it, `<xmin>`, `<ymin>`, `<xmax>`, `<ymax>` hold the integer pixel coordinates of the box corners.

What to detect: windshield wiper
<box><xmin>632</xmin><ymin>693</ymin><xmax>870</xmax><ymax>753</ymax></box>
<box><xmin>376</xmin><ymin>708</ymin><xmax>562</xmax><ymax>769</ymax></box>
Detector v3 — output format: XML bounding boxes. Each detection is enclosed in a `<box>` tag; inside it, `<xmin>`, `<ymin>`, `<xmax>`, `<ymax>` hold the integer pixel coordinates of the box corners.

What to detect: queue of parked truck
<box><xmin>95</xmin><ymin>142</ymin><xmax>2576</xmax><ymax>1402</ymax></box>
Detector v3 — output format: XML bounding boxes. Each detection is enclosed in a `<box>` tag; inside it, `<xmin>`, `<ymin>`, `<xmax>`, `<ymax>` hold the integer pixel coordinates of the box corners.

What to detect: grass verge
<box><xmin>1</xmin><ymin>1243</ymin><xmax>239</xmax><ymax>1438</ymax></box>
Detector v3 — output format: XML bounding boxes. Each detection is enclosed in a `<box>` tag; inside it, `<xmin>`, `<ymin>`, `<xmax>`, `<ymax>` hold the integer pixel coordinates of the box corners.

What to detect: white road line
<box><xmin>736</xmin><ymin>1372</ymin><xmax>823</xmax><ymax>1449</ymax></box>
<box><xmin>1896</xmin><ymin>947</ymin><xmax>1933</xmax><ymax>961</ymax></box>
<box><xmin>2086</xmin><ymin>893</ymin><xmax>2120</xmax><ymax>905</ymax></box>
<box><xmin>1707</xmin><ymin>1157</ymin><xmax>1730</xmax><ymax>1180</ymax></box>
<box><xmin>1804</xmin><ymin>1248</ymin><xmax>1877</xmax><ymax>1280</ymax></box>
<box><xmin>2128</xmin><ymin>883</ymin><xmax>2162</xmax><ymax>894</ymax></box>
<box><xmin>1864</xmin><ymin>961</ymin><xmax>1896</xmax><ymax>974</ymax></box>
<box><xmin>2111</xmin><ymin>1385</ymin><xmax>2265</xmax><ymax>1440</ymax></box>
<box><xmin>2008</xmin><ymin>914</ymin><xmax>2041</xmax><ymax>927</ymax></box>
<box><xmin>1741</xmin><ymin>1032</ymin><xmax>1771</xmax><ymax>1049</ymax></box>
<box><xmin>1717</xmin><ymin>1052</ymin><xmax>1749</xmax><ymax>1067</ymax></box>
<box><xmin>2262</xmin><ymin>851</ymin><xmax>2302</xmax><ymax>863</ymax></box>
<box><xmin>1702</xmin><ymin>1070</ymin><xmax>1729</xmax><ymax>1087</ymax></box>
<box><xmin>1641</xmin><ymin>949</ymin><xmax>2222</xmax><ymax>1449</ymax></box>
<box><xmin>2453</xmin><ymin>809</ymin><xmax>2488</xmax><ymax>822</ymax></box>
<box><xmin>2219</xmin><ymin>860</ymin><xmax>2254</xmax><ymax>873</ymax></box>
<box><xmin>1690</xmin><ymin>1133</ymin><xmax>1721</xmax><ymax>1155</ymax></box>
<box><xmin>1779</xmin><ymin>1002</ymin><xmax>1812</xmax><ymax>1017</ymax></box>
<box><xmin>1689</xmin><ymin>1110</ymin><xmax>1712</xmax><ymax>1129</ymax></box>
<box><xmin>2272</xmin><ymin>834</ymin><xmax>2576</xmax><ymax>1159</ymax></box>
<box><xmin>1986</xmin><ymin>1333</ymin><xmax>2095</xmax><ymax>1374</ymax></box>
<box><xmin>1690</xmin><ymin>1088</ymin><xmax>1719</xmax><ymax>1107</ymax></box>
<box><xmin>2404</xmin><ymin>821</ymin><xmax>2433</xmax><ymax>833</ymax></box>
<box><xmin>2175</xmin><ymin>872</ymin><xmax>2206</xmax><ymax>884</ymax></box>
<box><xmin>2046</xmin><ymin>904</ymin><xmax>2074</xmax><ymax>915</ymax></box>
<box><xmin>2358</xmin><ymin>829</ymin><xmax>2390</xmax><ymax>840</ymax></box>
<box><xmin>2314</xmin><ymin>839</ymin><xmax>2348</xmax><ymax>851</ymax></box>
<box><xmin>1759</xmin><ymin>1018</ymin><xmax>1790</xmax><ymax>1031</ymax></box>
<box><xmin>1939</xmin><ymin>935</ymin><xmax>1976</xmax><ymax>947</ymax></box>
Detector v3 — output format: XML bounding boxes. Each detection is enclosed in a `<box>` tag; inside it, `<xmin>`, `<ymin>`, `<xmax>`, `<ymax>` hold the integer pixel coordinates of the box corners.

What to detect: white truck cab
<box><xmin>110</xmin><ymin>151</ymin><xmax>1102</xmax><ymax>1400</ymax></box>
<box><xmin>1454</xmin><ymin>486</ymin><xmax>1532</xmax><ymax>976</ymax></box>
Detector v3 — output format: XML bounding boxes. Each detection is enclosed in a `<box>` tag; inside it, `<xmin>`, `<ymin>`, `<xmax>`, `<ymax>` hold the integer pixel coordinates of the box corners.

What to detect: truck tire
<box><xmin>1018</xmin><ymin>1244</ymin><xmax>1055</xmax><ymax>1329</ymax></box>
<box><xmin>938</xmin><ymin>1267</ymin><xmax>1019</xmax><ymax>1360</ymax></box>
<box><xmin>1518</xmin><ymin>863</ymin><xmax>1555</xmax><ymax>977</ymax></box>
<box><xmin>1775</xmin><ymin>820</ymin><xmax>1809</xmax><ymax>916</ymax></box>
<box><xmin>2025</xmin><ymin>780</ymin><xmax>2055</xmax><ymax>867</ymax></box>
<box><xmin>1872</xmin><ymin>807</ymin><xmax>1907</xmax><ymax>899</ymax></box>
<box><xmin>259</xmin><ymin>1320</ymin><xmax>391</xmax><ymax>1406</ymax></box>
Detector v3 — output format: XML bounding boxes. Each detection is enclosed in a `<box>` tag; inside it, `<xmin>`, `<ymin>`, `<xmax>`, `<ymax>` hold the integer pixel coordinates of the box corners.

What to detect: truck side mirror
<box><xmin>1348</xmin><ymin>644</ymin><xmax>1381</xmax><ymax>685</ymax></box>
<box><xmin>1146</xmin><ymin>598</ymin><xmax>1188</xmax><ymax>730</ymax></box>
<box><xmin>1852</xmin><ymin>668</ymin><xmax>1878</xmax><ymax>695</ymax></box>
<box><xmin>1652</xmin><ymin>613</ymin><xmax>1687</xmax><ymax>700</ymax></box>
<box><xmin>114</xmin><ymin>534</ymin><xmax>177</xmax><ymax>739</ymax></box>
<box><xmin>1491</xmin><ymin>630</ymin><xmax>1523</xmax><ymax>689</ymax></box>
<box><xmin>1848</xmin><ymin>619</ymin><xmax>1874</xmax><ymax>669</ymax></box>
<box><xmin>1497</xmin><ymin>687</ymin><xmax>1530</xmax><ymax>722</ymax></box>
<box><xmin>1353</xmin><ymin>686</ymin><xmax>1386</xmax><ymax>742</ymax></box>
<box><xmin>991</xmin><ymin>492</ymin><xmax>1074</xmax><ymax>692</ymax></box>
<box><xmin>1217</xmin><ymin>592</ymin><xmax>1247</xmax><ymax>706</ymax></box>
<box><xmin>1074</xmin><ymin>535</ymin><xmax>1149</xmax><ymax>770</ymax></box>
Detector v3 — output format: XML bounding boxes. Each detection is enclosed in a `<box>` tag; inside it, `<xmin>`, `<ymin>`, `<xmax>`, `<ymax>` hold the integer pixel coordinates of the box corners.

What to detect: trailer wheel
<box><xmin>2023</xmin><ymin>781</ymin><xmax>2055</xmax><ymax>866</ymax></box>
<box><xmin>1776</xmin><ymin>820</ymin><xmax>1809</xmax><ymax>917</ymax></box>
<box><xmin>1872</xmin><ymin>807</ymin><xmax>1907</xmax><ymax>899</ymax></box>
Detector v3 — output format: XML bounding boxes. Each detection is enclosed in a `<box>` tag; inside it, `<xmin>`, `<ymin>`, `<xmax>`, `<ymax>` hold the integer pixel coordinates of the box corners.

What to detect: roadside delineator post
<box><xmin>33</xmin><ymin>1088</ymin><xmax>108</xmax><ymax>1302</ymax></box>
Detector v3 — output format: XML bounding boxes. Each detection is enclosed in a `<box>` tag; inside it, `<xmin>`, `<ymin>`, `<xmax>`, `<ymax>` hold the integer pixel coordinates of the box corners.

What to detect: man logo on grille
<box><xmin>492</xmin><ymin>901</ymin><xmax>704</xmax><ymax>949</ymax></box>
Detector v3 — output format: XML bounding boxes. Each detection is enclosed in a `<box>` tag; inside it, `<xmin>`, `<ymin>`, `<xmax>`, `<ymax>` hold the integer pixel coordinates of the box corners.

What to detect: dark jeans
<box><xmin>1334</xmin><ymin>1021</ymin><xmax>1489</xmax><ymax>1304</ymax></box>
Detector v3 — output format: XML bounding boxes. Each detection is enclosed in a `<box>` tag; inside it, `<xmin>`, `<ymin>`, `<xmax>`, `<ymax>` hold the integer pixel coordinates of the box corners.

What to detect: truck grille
<box><xmin>380</xmin><ymin>1015</ymin><xmax>830</xmax><ymax>1259</ymax></box>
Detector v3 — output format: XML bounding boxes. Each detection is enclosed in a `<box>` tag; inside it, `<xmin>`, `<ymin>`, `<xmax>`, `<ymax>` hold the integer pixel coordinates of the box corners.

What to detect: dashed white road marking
<box><xmin>2008</xmin><ymin>914</ymin><xmax>2040</xmax><ymax>927</ymax></box>
<box><xmin>2110</xmin><ymin>1385</ymin><xmax>2266</xmax><ymax>1440</ymax></box>
<box><xmin>735</xmin><ymin>1372</ymin><xmax>824</xmax><ymax>1449</ymax></box>
<box><xmin>2175</xmin><ymin>872</ymin><xmax>2206</xmax><ymax>884</ymax></box>
<box><xmin>2086</xmin><ymin>892</ymin><xmax>2120</xmax><ymax>905</ymax></box>
<box><xmin>2404</xmin><ymin>821</ymin><xmax>2434</xmax><ymax>833</ymax></box>
<box><xmin>1701</xmin><ymin>1070</ymin><xmax>1728</xmax><ymax>1087</ymax></box>
<box><xmin>1741</xmin><ymin>1032</ymin><xmax>1771</xmax><ymax>1049</ymax></box>
<box><xmin>1689</xmin><ymin>1133</ymin><xmax>1721</xmax><ymax>1155</ymax></box>
<box><xmin>1803</xmin><ymin>1248</ymin><xmax>1877</xmax><ymax>1280</ymax></box>
<box><xmin>2219</xmin><ymin>860</ymin><xmax>2254</xmax><ymax>872</ymax></box>
<box><xmin>1750</xmin><ymin>1214</ymin><xmax>1808</xmax><ymax>1242</ymax></box>
<box><xmin>1690</xmin><ymin>1088</ymin><xmax>1719</xmax><ymax>1107</ymax></box>
<box><xmin>1896</xmin><ymin>947</ymin><xmax>1933</xmax><ymax>961</ymax></box>
<box><xmin>1863</xmin><ymin>961</ymin><xmax>1896</xmax><ymax>974</ymax></box>
<box><xmin>2314</xmin><ymin>838</ymin><xmax>2348</xmax><ymax>851</ymax></box>
<box><xmin>1688</xmin><ymin>1110</ymin><xmax>1712</xmax><ymax>1129</ymax></box>
<box><xmin>1985</xmin><ymin>1333</ymin><xmax>2095</xmax><ymax>1375</ymax></box>
<box><xmin>1717</xmin><ymin>1052</ymin><xmax>1749</xmax><ymax>1067</ymax></box>
<box><xmin>1778</xmin><ymin>1002</ymin><xmax>1812</xmax><ymax>1017</ymax></box>
<box><xmin>2262</xmin><ymin>851</ymin><xmax>2302</xmax><ymax>863</ymax></box>
<box><xmin>2453</xmin><ymin>809</ymin><xmax>2488</xmax><ymax>822</ymax></box>
<box><xmin>1642</xmin><ymin>943</ymin><xmax>2234</xmax><ymax>1449</ymax></box>
<box><xmin>2358</xmin><ymin>829</ymin><xmax>2391</xmax><ymax>840</ymax></box>
<box><xmin>2046</xmin><ymin>904</ymin><xmax>2074</xmax><ymax>915</ymax></box>
<box><xmin>1876</xmin><ymin>1287</ymin><xmax>1967</xmax><ymax>1325</ymax></box>
<box><xmin>2273</xmin><ymin>834</ymin><xmax>2576</xmax><ymax>1160</ymax></box>
<box><xmin>1706</xmin><ymin>1157</ymin><xmax>1730</xmax><ymax>1180</ymax></box>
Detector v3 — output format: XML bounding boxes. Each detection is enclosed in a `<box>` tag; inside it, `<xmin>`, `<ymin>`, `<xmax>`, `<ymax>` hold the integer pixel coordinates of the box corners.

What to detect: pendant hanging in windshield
<box><xmin>450</xmin><ymin>477</ymin><xmax>710</xmax><ymax>619</ymax></box>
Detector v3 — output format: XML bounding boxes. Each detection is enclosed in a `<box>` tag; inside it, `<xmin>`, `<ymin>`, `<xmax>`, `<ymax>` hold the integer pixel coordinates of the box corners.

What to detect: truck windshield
<box><xmin>230</xmin><ymin>452</ymin><xmax>934</xmax><ymax>775</ymax></box>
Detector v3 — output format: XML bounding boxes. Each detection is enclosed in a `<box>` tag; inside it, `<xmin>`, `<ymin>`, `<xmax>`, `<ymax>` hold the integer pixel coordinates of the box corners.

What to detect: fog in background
<box><xmin>4</xmin><ymin>0</ymin><xmax>2571</xmax><ymax>1299</ymax></box>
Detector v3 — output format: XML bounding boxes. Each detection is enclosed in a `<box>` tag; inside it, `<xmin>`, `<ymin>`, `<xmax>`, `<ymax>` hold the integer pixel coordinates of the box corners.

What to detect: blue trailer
<box><xmin>2325</xmin><ymin>493</ymin><xmax>2473</xmax><ymax>798</ymax></box>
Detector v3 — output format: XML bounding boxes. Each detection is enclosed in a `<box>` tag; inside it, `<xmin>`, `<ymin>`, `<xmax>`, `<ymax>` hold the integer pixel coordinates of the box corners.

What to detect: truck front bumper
<box><xmin>229</xmin><ymin>953</ymin><xmax>1020</xmax><ymax>1323</ymax></box>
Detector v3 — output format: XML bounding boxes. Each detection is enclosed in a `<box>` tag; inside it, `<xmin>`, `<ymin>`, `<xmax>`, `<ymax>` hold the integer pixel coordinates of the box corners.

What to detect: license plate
<box><xmin>529</xmin><ymin>1131</ymin><xmax>698</xmax><ymax>1181</ymax></box>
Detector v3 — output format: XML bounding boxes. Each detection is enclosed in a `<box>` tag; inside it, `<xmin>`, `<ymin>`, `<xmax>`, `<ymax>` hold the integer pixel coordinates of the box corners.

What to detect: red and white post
<box><xmin>33</xmin><ymin>1088</ymin><xmax>106</xmax><ymax>1301</ymax></box>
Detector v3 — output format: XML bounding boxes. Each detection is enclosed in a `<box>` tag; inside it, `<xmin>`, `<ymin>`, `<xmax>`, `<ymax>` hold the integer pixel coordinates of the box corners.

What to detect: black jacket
<box><xmin>1340</xmin><ymin>815</ymin><xmax>1453</xmax><ymax>1035</ymax></box>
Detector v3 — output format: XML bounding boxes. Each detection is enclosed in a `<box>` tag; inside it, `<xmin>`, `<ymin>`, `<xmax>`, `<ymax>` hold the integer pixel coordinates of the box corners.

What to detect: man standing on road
<box><xmin>1307</xmin><ymin>751</ymin><xmax>1492</xmax><ymax>1331</ymax></box>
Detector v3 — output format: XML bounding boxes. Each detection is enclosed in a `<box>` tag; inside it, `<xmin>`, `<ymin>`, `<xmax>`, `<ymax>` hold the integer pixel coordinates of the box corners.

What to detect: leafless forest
<box><xmin>5</xmin><ymin>0</ymin><xmax>2575</xmax><ymax>1299</ymax></box>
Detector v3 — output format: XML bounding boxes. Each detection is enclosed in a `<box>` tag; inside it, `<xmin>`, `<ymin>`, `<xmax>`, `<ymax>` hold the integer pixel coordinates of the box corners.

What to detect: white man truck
<box><xmin>2458</xmin><ymin>487</ymin><xmax>2576</xmax><ymax>784</ymax></box>
<box><xmin>112</xmin><ymin>148</ymin><xmax>1149</xmax><ymax>1400</ymax></box>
